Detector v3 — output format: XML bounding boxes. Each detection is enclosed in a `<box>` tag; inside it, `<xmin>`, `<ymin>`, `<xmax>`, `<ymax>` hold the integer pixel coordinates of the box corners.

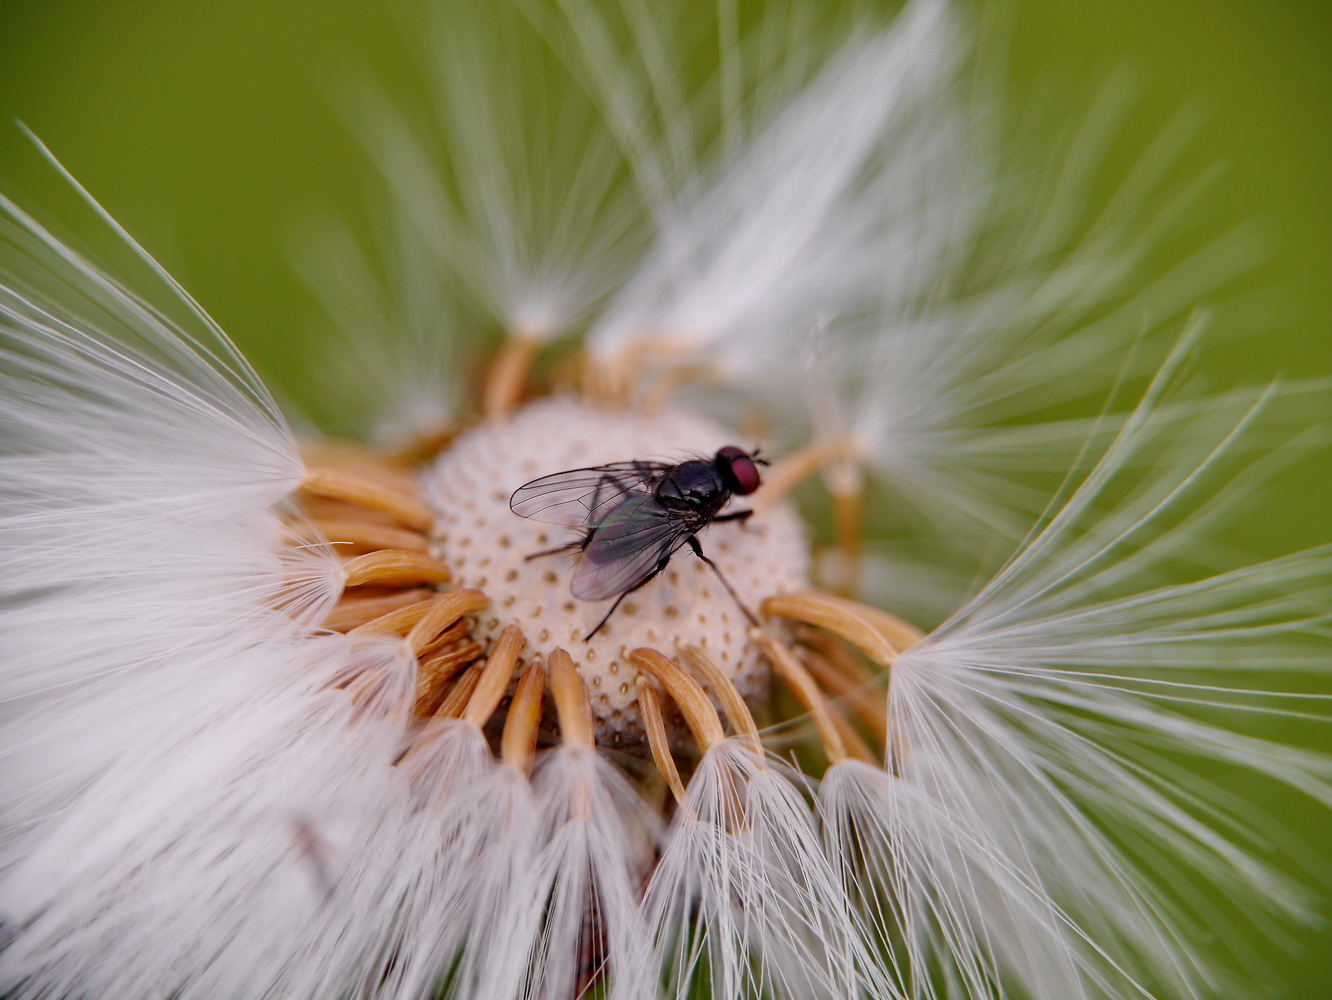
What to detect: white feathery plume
<box><xmin>559</xmin><ymin>0</ymin><xmax>1271</xmax><ymax>585</ymax></box>
<box><xmin>559</xmin><ymin>0</ymin><xmax>1238</xmax><ymax>593</ymax></box>
<box><xmin>441</xmin><ymin>759</ymin><xmax>543</xmax><ymax>1000</ymax></box>
<box><xmin>0</xmin><ymin>629</ymin><xmax>419</xmax><ymax>998</ymax></box>
<box><xmin>0</xmin><ymin>177</ymin><xmax>535</xmax><ymax>999</ymax></box>
<box><xmin>823</xmin><ymin>761</ymin><xmax>1090</xmax><ymax>1000</ymax></box>
<box><xmin>357</xmin><ymin>720</ymin><xmax>537</xmax><ymax>1000</ymax></box>
<box><xmin>842</xmin><ymin>315</ymin><xmax>1202</xmax><ymax>546</ymax></box>
<box><xmin>0</xmin><ymin>155</ymin><xmax>425</xmax><ymax>999</ymax></box>
<box><xmin>645</xmin><ymin>739</ymin><xmax>879</xmax><ymax>1000</ymax></box>
<box><xmin>518</xmin><ymin>744</ymin><xmax>660</xmax><ymax>1000</ymax></box>
<box><xmin>821</xmin><ymin>346</ymin><xmax>1332</xmax><ymax>999</ymax></box>
<box><xmin>291</xmin><ymin>208</ymin><xmax>465</xmax><ymax>447</ymax></box>
<box><xmin>813</xmin><ymin>74</ymin><xmax>1285</xmax><ymax>574</ymax></box>
<box><xmin>586</xmin><ymin>0</ymin><xmax>966</xmax><ymax>382</ymax></box>
<box><xmin>849</xmin><ymin>360</ymin><xmax>1331</xmax><ymax>626</ymax></box>
<box><xmin>336</xmin><ymin>0</ymin><xmax>647</xmax><ymax>343</ymax></box>
<box><xmin>0</xmin><ymin>172</ymin><xmax>343</xmax><ymax>868</ymax></box>
<box><xmin>295</xmin><ymin>0</ymin><xmax>656</xmax><ymax>444</ymax></box>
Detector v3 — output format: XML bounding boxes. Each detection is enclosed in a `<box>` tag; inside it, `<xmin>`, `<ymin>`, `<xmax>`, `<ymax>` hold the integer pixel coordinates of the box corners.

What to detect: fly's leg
<box><xmin>584</xmin><ymin>592</ymin><xmax>630</xmax><ymax>641</ymax></box>
<box><xmin>686</xmin><ymin>535</ymin><xmax>760</xmax><ymax>626</ymax></box>
<box><xmin>584</xmin><ymin>513</ymin><xmax>757</xmax><ymax>640</ymax></box>
<box><xmin>525</xmin><ymin>538</ymin><xmax>585</xmax><ymax>561</ymax></box>
<box><xmin>584</xmin><ymin>551</ymin><xmax>674</xmax><ymax>641</ymax></box>
<box><xmin>712</xmin><ymin>509</ymin><xmax>754</xmax><ymax>526</ymax></box>
<box><xmin>527</xmin><ymin>470</ymin><xmax>630</xmax><ymax>561</ymax></box>
<box><xmin>714</xmin><ymin>509</ymin><xmax>762</xmax><ymax>538</ymax></box>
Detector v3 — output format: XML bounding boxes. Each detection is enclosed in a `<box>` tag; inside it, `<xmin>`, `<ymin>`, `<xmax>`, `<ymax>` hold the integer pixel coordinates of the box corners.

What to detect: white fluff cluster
<box><xmin>826</xmin><ymin>359</ymin><xmax>1332</xmax><ymax>999</ymax></box>
<box><xmin>0</xmin><ymin>185</ymin><xmax>332</xmax><ymax>856</ymax></box>
<box><xmin>553</xmin><ymin>0</ymin><xmax>1265</xmax><ymax>602</ymax></box>
<box><xmin>1</xmin><ymin>1</ymin><xmax>1328</xmax><ymax>999</ymax></box>
<box><xmin>587</xmin><ymin>0</ymin><xmax>967</xmax><ymax>371</ymax></box>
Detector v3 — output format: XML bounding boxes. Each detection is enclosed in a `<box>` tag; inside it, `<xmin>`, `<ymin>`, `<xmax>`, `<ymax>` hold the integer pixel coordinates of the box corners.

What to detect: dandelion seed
<box><xmin>2</xmin><ymin>1</ymin><xmax>1329</xmax><ymax>999</ymax></box>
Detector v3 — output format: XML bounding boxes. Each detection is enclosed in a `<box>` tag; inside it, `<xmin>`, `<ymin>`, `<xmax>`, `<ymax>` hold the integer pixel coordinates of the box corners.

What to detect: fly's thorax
<box><xmin>655</xmin><ymin>460</ymin><xmax>727</xmax><ymax>512</ymax></box>
<box><xmin>421</xmin><ymin>397</ymin><xmax>809</xmax><ymax>748</ymax></box>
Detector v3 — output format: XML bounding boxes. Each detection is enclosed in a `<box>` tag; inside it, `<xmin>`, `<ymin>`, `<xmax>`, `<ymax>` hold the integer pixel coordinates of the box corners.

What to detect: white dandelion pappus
<box><xmin>305</xmin><ymin>0</ymin><xmax>654</xmax><ymax>445</ymax></box>
<box><xmin>822</xmin><ymin>348</ymin><xmax>1332</xmax><ymax>999</ymax></box>
<box><xmin>289</xmin><ymin>205</ymin><xmax>466</xmax><ymax>448</ymax></box>
<box><xmin>0</xmin><ymin>173</ymin><xmax>438</xmax><ymax>996</ymax></box>
<box><xmin>585</xmin><ymin>0</ymin><xmax>964</xmax><ymax>370</ymax></box>
<box><xmin>351</xmin><ymin>0</ymin><xmax>646</xmax><ymax>342</ymax></box>
<box><xmin>2</xmin><ymin>1</ymin><xmax>1330</xmax><ymax>999</ymax></box>
<box><xmin>423</xmin><ymin>0</ymin><xmax>647</xmax><ymax>341</ymax></box>
<box><xmin>358</xmin><ymin>720</ymin><xmax>532</xmax><ymax>1000</ymax></box>
<box><xmin>0</xmin><ymin>181</ymin><xmax>332</xmax><ymax>836</ymax></box>
<box><xmin>644</xmin><ymin>737</ymin><xmax>882</xmax><ymax>1000</ymax></box>
<box><xmin>567</xmin><ymin>0</ymin><xmax>1260</xmax><ymax>585</ymax></box>
<box><xmin>521</xmin><ymin>742</ymin><xmax>660</xmax><ymax>999</ymax></box>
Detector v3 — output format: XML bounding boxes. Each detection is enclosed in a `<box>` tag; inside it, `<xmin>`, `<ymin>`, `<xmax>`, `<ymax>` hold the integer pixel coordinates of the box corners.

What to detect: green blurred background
<box><xmin>0</xmin><ymin>0</ymin><xmax>1328</xmax><ymax>995</ymax></box>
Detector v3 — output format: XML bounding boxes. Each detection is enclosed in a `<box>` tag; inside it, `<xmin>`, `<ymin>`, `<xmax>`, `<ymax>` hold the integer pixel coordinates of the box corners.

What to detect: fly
<box><xmin>509</xmin><ymin>446</ymin><xmax>766</xmax><ymax>639</ymax></box>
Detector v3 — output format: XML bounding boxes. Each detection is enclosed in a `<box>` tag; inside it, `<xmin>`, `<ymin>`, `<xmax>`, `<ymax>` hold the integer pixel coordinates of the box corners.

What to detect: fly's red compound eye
<box><xmin>717</xmin><ymin>445</ymin><xmax>761</xmax><ymax>495</ymax></box>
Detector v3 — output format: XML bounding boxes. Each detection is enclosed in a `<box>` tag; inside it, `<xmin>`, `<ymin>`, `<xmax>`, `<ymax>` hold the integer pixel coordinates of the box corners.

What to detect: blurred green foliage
<box><xmin>0</xmin><ymin>1</ymin><xmax>1328</xmax><ymax>996</ymax></box>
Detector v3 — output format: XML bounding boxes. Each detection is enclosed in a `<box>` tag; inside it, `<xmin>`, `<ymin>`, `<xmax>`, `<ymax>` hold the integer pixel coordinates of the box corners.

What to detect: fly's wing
<box><xmin>570</xmin><ymin>494</ymin><xmax>694</xmax><ymax>601</ymax></box>
<box><xmin>509</xmin><ymin>461</ymin><xmax>673</xmax><ymax>527</ymax></box>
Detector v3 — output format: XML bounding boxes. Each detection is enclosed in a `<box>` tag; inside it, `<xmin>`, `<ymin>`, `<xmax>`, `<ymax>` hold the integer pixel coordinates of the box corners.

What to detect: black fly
<box><xmin>509</xmin><ymin>446</ymin><xmax>765</xmax><ymax>639</ymax></box>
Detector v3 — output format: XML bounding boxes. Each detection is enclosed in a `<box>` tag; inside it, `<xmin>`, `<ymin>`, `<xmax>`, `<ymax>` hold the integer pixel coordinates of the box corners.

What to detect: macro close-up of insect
<box><xmin>511</xmin><ymin>446</ymin><xmax>766</xmax><ymax>638</ymax></box>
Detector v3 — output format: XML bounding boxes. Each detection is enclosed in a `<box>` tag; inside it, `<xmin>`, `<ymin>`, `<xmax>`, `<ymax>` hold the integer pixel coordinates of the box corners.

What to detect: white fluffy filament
<box><xmin>644</xmin><ymin>739</ymin><xmax>874</xmax><ymax>1000</ymax></box>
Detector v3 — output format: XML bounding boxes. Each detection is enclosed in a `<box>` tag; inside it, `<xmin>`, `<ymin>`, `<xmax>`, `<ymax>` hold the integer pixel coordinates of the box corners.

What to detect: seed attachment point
<box><xmin>761</xmin><ymin>590</ymin><xmax>902</xmax><ymax>667</ymax></box>
<box><xmin>302</xmin><ymin>466</ymin><xmax>432</xmax><ymax>532</ymax></box>
<box><xmin>629</xmin><ymin>647</ymin><xmax>726</xmax><ymax>752</ymax></box>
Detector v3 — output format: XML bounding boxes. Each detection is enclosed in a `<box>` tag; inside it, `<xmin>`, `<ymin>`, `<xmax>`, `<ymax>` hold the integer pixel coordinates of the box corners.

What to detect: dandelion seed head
<box><xmin>3</xmin><ymin>0</ymin><xmax>1330</xmax><ymax>997</ymax></box>
<box><xmin>423</xmin><ymin>396</ymin><xmax>809</xmax><ymax>744</ymax></box>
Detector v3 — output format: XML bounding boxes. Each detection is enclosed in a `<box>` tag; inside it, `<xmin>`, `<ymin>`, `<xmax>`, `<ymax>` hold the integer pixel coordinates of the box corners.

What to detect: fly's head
<box><xmin>715</xmin><ymin>446</ymin><xmax>762</xmax><ymax>496</ymax></box>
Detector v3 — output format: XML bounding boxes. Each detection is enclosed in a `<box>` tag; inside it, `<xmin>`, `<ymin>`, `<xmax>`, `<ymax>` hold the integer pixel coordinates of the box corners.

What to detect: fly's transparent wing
<box><xmin>571</xmin><ymin>495</ymin><xmax>694</xmax><ymax>600</ymax></box>
<box><xmin>509</xmin><ymin>460</ymin><xmax>672</xmax><ymax>527</ymax></box>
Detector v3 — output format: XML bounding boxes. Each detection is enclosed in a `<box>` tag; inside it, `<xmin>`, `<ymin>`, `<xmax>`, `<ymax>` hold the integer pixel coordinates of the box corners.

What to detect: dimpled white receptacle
<box><xmin>423</xmin><ymin>396</ymin><xmax>809</xmax><ymax>745</ymax></box>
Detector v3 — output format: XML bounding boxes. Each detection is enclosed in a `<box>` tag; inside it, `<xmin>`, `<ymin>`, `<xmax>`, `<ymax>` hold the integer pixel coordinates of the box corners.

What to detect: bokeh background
<box><xmin>1</xmin><ymin>0</ymin><xmax>1328</xmax><ymax>996</ymax></box>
